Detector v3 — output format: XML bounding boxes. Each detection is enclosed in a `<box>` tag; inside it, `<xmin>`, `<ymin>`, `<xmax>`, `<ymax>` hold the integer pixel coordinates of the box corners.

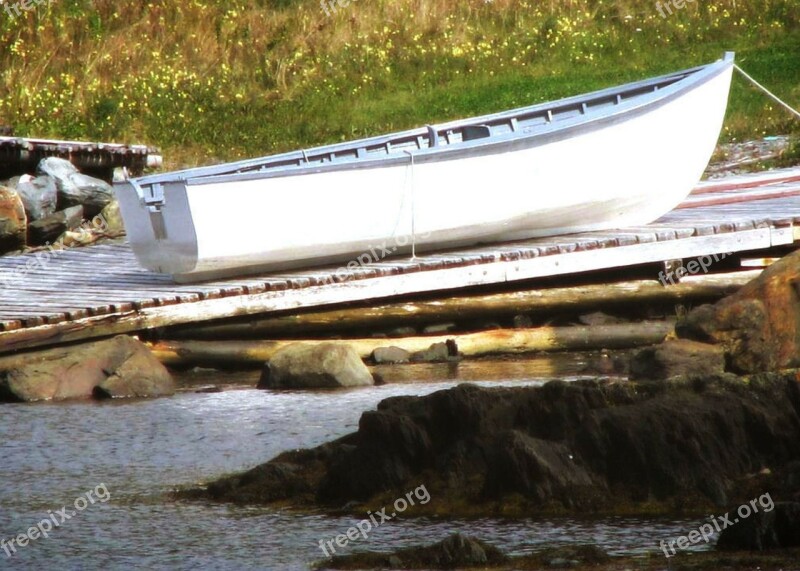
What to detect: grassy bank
<box><xmin>1</xmin><ymin>0</ymin><xmax>798</xmax><ymax>168</ymax></box>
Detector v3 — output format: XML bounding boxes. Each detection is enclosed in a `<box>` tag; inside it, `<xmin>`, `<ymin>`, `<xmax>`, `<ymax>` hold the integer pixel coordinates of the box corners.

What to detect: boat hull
<box><xmin>116</xmin><ymin>58</ymin><xmax>734</xmax><ymax>282</ymax></box>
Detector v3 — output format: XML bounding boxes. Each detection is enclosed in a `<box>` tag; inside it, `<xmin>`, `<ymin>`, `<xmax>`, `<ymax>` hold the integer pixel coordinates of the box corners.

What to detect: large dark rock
<box><xmin>193</xmin><ymin>372</ymin><xmax>800</xmax><ymax>516</ymax></box>
<box><xmin>27</xmin><ymin>205</ymin><xmax>83</xmax><ymax>246</ymax></box>
<box><xmin>629</xmin><ymin>339</ymin><xmax>726</xmax><ymax>381</ymax></box>
<box><xmin>676</xmin><ymin>250</ymin><xmax>800</xmax><ymax>373</ymax></box>
<box><xmin>717</xmin><ymin>501</ymin><xmax>800</xmax><ymax>551</ymax></box>
<box><xmin>0</xmin><ymin>335</ymin><xmax>174</xmax><ymax>402</ymax></box>
<box><xmin>37</xmin><ymin>157</ymin><xmax>114</xmax><ymax>216</ymax></box>
<box><xmin>320</xmin><ymin>533</ymin><xmax>508</xmax><ymax>569</ymax></box>
<box><xmin>258</xmin><ymin>342</ymin><xmax>374</xmax><ymax>389</ymax></box>
<box><xmin>0</xmin><ymin>185</ymin><xmax>26</xmax><ymax>252</ymax></box>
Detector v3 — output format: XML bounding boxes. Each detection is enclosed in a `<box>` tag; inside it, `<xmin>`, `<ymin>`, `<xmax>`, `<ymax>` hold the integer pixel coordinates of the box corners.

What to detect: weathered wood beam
<box><xmin>150</xmin><ymin>321</ymin><xmax>675</xmax><ymax>368</ymax></box>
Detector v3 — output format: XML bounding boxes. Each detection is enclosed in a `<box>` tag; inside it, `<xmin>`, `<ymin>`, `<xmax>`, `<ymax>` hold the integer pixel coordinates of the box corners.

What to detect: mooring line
<box><xmin>734</xmin><ymin>63</ymin><xmax>800</xmax><ymax>120</ymax></box>
<box><xmin>404</xmin><ymin>150</ymin><xmax>417</xmax><ymax>259</ymax></box>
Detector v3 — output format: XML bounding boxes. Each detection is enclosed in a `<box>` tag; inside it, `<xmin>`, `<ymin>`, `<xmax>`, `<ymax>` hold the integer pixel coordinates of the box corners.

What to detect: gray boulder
<box><xmin>410</xmin><ymin>340</ymin><xmax>459</xmax><ymax>363</ymax></box>
<box><xmin>37</xmin><ymin>157</ymin><xmax>114</xmax><ymax>216</ymax></box>
<box><xmin>0</xmin><ymin>336</ymin><xmax>174</xmax><ymax>402</ymax></box>
<box><xmin>258</xmin><ymin>343</ymin><xmax>374</xmax><ymax>389</ymax></box>
<box><xmin>15</xmin><ymin>174</ymin><xmax>57</xmax><ymax>221</ymax></box>
<box><xmin>372</xmin><ymin>345</ymin><xmax>411</xmax><ymax>364</ymax></box>
<box><xmin>93</xmin><ymin>343</ymin><xmax>176</xmax><ymax>399</ymax></box>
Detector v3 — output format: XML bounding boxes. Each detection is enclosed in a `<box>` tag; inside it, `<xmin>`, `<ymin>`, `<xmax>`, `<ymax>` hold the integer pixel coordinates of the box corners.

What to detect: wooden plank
<box><xmin>679</xmin><ymin>184</ymin><xmax>800</xmax><ymax>208</ymax></box>
<box><xmin>691</xmin><ymin>167</ymin><xmax>800</xmax><ymax>194</ymax></box>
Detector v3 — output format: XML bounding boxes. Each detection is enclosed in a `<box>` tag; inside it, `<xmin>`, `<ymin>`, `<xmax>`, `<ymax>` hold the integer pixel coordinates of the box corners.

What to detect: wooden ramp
<box><xmin>0</xmin><ymin>168</ymin><xmax>798</xmax><ymax>354</ymax></box>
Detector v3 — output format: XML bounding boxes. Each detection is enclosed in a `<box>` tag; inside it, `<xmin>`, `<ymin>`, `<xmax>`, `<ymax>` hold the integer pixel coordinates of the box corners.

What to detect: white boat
<box><xmin>115</xmin><ymin>53</ymin><xmax>735</xmax><ymax>283</ymax></box>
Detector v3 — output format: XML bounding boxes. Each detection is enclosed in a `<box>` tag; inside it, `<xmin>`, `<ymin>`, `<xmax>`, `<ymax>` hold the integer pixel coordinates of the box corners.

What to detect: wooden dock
<box><xmin>0</xmin><ymin>135</ymin><xmax>162</xmax><ymax>180</ymax></box>
<box><xmin>0</xmin><ymin>167</ymin><xmax>798</xmax><ymax>355</ymax></box>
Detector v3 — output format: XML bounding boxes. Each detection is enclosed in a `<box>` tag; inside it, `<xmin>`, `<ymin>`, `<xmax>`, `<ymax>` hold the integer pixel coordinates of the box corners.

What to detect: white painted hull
<box><xmin>116</xmin><ymin>59</ymin><xmax>733</xmax><ymax>282</ymax></box>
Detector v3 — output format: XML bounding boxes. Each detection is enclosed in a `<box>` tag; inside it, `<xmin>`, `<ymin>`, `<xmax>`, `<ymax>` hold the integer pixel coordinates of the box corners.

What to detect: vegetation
<box><xmin>0</xmin><ymin>0</ymin><xmax>798</xmax><ymax>169</ymax></box>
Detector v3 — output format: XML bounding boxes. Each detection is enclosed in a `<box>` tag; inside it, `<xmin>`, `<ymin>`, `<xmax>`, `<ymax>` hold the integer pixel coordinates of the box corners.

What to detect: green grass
<box><xmin>0</xmin><ymin>0</ymin><xmax>798</xmax><ymax>169</ymax></box>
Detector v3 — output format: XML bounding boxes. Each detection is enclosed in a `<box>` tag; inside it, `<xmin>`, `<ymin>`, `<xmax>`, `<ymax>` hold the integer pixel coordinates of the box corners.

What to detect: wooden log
<box><xmin>150</xmin><ymin>320</ymin><xmax>675</xmax><ymax>368</ymax></box>
<box><xmin>164</xmin><ymin>272</ymin><xmax>759</xmax><ymax>340</ymax></box>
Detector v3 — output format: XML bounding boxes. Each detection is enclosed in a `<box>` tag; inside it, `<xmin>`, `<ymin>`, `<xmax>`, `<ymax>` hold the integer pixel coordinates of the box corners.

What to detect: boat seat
<box><xmin>462</xmin><ymin>125</ymin><xmax>492</xmax><ymax>142</ymax></box>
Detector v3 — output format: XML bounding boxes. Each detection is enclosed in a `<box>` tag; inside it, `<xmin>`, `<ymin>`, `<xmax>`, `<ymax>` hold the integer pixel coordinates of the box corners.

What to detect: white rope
<box><xmin>734</xmin><ymin>63</ymin><xmax>800</xmax><ymax>120</ymax></box>
<box><xmin>403</xmin><ymin>150</ymin><xmax>417</xmax><ymax>259</ymax></box>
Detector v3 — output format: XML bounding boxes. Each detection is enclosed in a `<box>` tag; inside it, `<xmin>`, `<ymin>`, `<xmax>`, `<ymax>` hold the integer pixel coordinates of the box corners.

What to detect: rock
<box><xmin>547</xmin><ymin>558</ymin><xmax>576</xmax><ymax>568</ymax></box>
<box><xmin>513</xmin><ymin>314</ymin><xmax>534</xmax><ymax>328</ymax></box>
<box><xmin>482</xmin><ymin>430</ymin><xmax>599</xmax><ymax>503</ymax></box>
<box><xmin>407</xmin><ymin>533</ymin><xmax>507</xmax><ymax>567</ymax></box>
<box><xmin>59</xmin><ymin>228</ymin><xmax>98</xmax><ymax>247</ymax></box>
<box><xmin>578</xmin><ymin>311</ymin><xmax>624</xmax><ymax>326</ymax></box>
<box><xmin>195</xmin><ymin>371</ymin><xmax>800</xmax><ymax>516</ymax></box>
<box><xmin>676</xmin><ymin>249</ymin><xmax>800</xmax><ymax>373</ymax></box>
<box><xmin>206</xmin><ymin>458</ymin><xmax>321</xmax><ymax>504</ymax></box>
<box><xmin>258</xmin><ymin>342</ymin><xmax>374</xmax><ymax>389</ymax></box>
<box><xmin>0</xmin><ymin>185</ymin><xmax>26</xmax><ymax>252</ymax></box>
<box><xmin>195</xmin><ymin>385</ymin><xmax>222</xmax><ymax>394</ymax></box>
<box><xmin>410</xmin><ymin>340</ymin><xmax>459</xmax><ymax>363</ymax></box>
<box><xmin>37</xmin><ymin>157</ymin><xmax>114</xmax><ymax>216</ymax></box>
<box><xmin>97</xmin><ymin>199</ymin><xmax>125</xmax><ymax>235</ymax></box>
<box><xmin>717</xmin><ymin>501</ymin><xmax>800</xmax><ymax>551</ymax></box>
<box><xmin>372</xmin><ymin>346</ymin><xmax>411</xmax><ymax>364</ymax></box>
<box><xmin>93</xmin><ymin>343</ymin><xmax>176</xmax><ymax>399</ymax></box>
<box><xmin>322</xmin><ymin>533</ymin><xmax>508</xmax><ymax>569</ymax></box>
<box><xmin>112</xmin><ymin>167</ymin><xmax>129</xmax><ymax>183</ymax></box>
<box><xmin>389</xmin><ymin>326</ymin><xmax>417</xmax><ymax>337</ymax></box>
<box><xmin>27</xmin><ymin>205</ymin><xmax>83</xmax><ymax>246</ymax></box>
<box><xmin>15</xmin><ymin>174</ymin><xmax>57</xmax><ymax>221</ymax></box>
<box><xmin>629</xmin><ymin>339</ymin><xmax>726</xmax><ymax>381</ymax></box>
<box><xmin>579</xmin><ymin>352</ymin><xmax>623</xmax><ymax>376</ymax></box>
<box><xmin>529</xmin><ymin>545</ymin><xmax>610</xmax><ymax>568</ymax></box>
<box><xmin>0</xmin><ymin>336</ymin><xmax>174</xmax><ymax>402</ymax></box>
<box><xmin>423</xmin><ymin>323</ymin><xmax>456</xmax><ymax>334</ymax></box>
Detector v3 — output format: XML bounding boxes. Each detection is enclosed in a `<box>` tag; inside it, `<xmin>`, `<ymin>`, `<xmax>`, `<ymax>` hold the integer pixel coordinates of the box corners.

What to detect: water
<box><xmin>0</xmin><ymin>366</ymin><xmax>710</xmax><ymax>570</ymax></box>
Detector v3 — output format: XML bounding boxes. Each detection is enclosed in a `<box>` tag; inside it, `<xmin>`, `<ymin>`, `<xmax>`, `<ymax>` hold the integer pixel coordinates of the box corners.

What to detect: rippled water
<box><xmin>0</xmin><ymin>365</ymin><xmax>711</xmax><ymax>570</ymax></box>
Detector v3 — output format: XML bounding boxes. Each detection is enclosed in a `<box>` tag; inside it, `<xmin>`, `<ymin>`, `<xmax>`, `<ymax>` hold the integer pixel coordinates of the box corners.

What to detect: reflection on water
<box><xmin>0</xmin><ymin>368</ymin><xmax>705</xmax><ymax>570</ymax></box>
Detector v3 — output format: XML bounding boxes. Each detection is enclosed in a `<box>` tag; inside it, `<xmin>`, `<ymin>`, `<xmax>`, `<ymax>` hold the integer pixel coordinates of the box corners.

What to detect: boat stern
<box><xmin>114</xmin><ymin>179</ymin><xmax>200</xmax><ymax>275</ymax></box>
